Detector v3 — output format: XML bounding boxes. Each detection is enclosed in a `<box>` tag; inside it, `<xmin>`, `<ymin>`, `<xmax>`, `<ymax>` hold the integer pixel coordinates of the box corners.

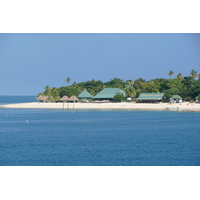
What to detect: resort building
<box><xmin>195</xmin><ymin>96</ymin><xmax>199</xmax><ymax>103</ymax></box>
<box><xmin>60</xmin><ymin>95</ymin><xmax>69</xmax><ymax>102</ymax></box>
<box><xmin>37</xmin><ymin>95</ymin><xmax>49</xmax><ymax>102</ymax></box>
<box><xmin>78</xmin><ymin>90</ymin><xmax>93</xmax><ymax>102</ymax></box>
<box><xmin>93</xmin><ymin>88</ymin><xmax>125</xmax><ymax>102</ymax></box>
<box><xmin>136</xmin><ymin>93</ymin><xmax>165</xmax><ymax>103</ymax></box>
<box><xmin>68</xmin><ymin>95</ymin><xmax>79</xmax><ymax>102</ymax></box>
<box><xmin>170</xmin><ymin>95</ymin><xmax>182</xmax><ymax>103</ymax></box>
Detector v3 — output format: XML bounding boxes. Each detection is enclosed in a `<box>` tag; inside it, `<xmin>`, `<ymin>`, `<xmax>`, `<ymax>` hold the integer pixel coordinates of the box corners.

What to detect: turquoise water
<box><xmin>0</xmin><ymin>96</ymin><xmax>200</xmax><ymax>166</ymax></box>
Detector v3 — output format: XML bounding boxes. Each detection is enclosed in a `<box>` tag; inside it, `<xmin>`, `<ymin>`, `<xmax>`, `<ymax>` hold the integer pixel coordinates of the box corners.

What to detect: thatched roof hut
<box><xmin>60</xmin><ymin>95</ymin><xmax>69</xmax><ymax>102</ymax></box>
<box><xmin>69</xmin><ymin>95</ymin><xmax>79</xmax><ymax>102</ymax></box>
<box><xmin>37</xmin><ymin>95</ymin><xmax>48</xmax><ymax>102</ymax></box>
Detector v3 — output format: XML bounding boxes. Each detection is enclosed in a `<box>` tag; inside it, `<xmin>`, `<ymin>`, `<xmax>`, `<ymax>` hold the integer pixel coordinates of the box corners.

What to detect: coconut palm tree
<box><xmin>124</xmin><ymin>86</ymin><xmax>136</xmax><ymax>98</ymax></box>
<box><xmin>126</xmin><ymin>80</ymin><xmax>134</xmax><ymax>86</ymax></box>
<box><xmin>65</xmin><ymin>77</ymin><xmax>72</xmax><ymax>85</ymax></box>
<box><xmin>168</xmin><ymin>70</ymin><xmax>174</xmax><ymax>79</ymax></box>
<box><xmin>176</xmin><ymin>73</ymin><xmax>184</xmax><ymax>80</ymax></box>
<box><xmin>190</xmin><ymin>69</ymin><xmax>198</xmax><ymax>79</ymax></box>
<box><xmin>44</xmin><ymin>85</ymin><xmax>51</xmax><ymax>94</ymax></box>
<box><xmin>134</xmin><ymin>78</ymin><xmax>145</xmax><ymax>89</ymax></box>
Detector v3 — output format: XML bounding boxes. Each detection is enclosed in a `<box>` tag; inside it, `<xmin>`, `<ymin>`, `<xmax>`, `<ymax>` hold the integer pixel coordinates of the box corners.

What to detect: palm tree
<box><xmin>126</xmin><ymin>80</ymin><xmax>134</xmax><ymax>86</ymax></box>
<box><xmin>198</xmin><ymin>74</ymin><xmax>200</xmax><ymax>80</ymax></box>
<box><xmin>176</xmin><ymin>73</ymin><xmax>184</xmax><ymax>80</ymax></box>
<box><xmin>65</xmin><ymin>77</ymin><xmax>71</xmax><ymax>85</ymax></box>
<box><xmin>96</xmin><ymin>85</ymin><xmax>105</xmax><ymax>93</ymax></box>
<box><xmin>134</xmin><ymin>78</ymin><xmax>145</xmax><ymax>88</ymax></box>
<box><xmin>124</xmin><ymin>86</ymin><xmax>136</xmax><ymax>98</ymax></box>
<box><xmin>168</xmin><ymin>70</ymin><xmax>174</xmax><ymax>79</ymax></box>
<box><xmin>44</xmin><ymin>85</ymin><xmax>51</xmax><ymax>94</ymax></box>
<box><xmin>190</xmin><ymin>69</ymin><xmax>198</xmax><ymax>79</ymax></box>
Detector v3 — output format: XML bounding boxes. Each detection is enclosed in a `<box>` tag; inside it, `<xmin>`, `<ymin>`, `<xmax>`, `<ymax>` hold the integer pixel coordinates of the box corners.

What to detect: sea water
<box><xmin>0</xmin><ymin>96</ymin><xmax>200</xmax><ymax>166</ymax></box>
<box><xmin>0</xmin><ymin>95</ymin><xmax>37</xmax><ymax>105</ymax></box>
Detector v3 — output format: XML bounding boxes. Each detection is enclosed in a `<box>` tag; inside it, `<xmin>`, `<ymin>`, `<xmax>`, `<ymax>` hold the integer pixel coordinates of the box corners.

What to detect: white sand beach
<box><xmin>1</xmin><ymin>102</ymin><xmax>200</xmax><ymax>111</ymax></box>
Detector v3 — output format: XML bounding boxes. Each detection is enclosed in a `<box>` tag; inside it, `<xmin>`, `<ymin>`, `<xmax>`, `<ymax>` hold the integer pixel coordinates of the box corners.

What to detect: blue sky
<box><xmin>0</xmin><ymin>33</ymin><xmax>199</xmax><ymax>95</ymax></box>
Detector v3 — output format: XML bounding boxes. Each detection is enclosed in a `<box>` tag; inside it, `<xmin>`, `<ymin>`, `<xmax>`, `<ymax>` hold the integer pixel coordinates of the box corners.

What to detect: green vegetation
<box><xmin>168</xmin><ymin>70</ymin><xmax>174</xmax><ymax>79</ymax></box>
<box><xmin>37</xmin><ymin>71</ymin><xmax>200</xmax><ymax>102</ymax></box>
<box><xmin>113</xmin><ymin>93</ymin><xmax>126</xmax><ymax>102</ymax></box>
<box><xmin>65</xmin><ymin>77</ymin><xmax>72</xmax><ymax>86</ymax></box>
<box><xmin>190</xmin><ymin>69</ymin><xmax>198</xmax><ymax>79</ymax></box>
<box><xmin>176</xmin><ymin>73</ymin><xmax>184</xmax><ymax>80</ymax></box>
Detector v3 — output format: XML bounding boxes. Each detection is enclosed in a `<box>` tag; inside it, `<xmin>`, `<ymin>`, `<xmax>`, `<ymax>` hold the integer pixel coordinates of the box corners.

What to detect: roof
<box><xmin>78</xmin><ymin>90</ymin><xmax>93</xmax><ymax>98</ymax></box>
<box><xmin>171</xmin><ymin>95</ymin><xmax>182</xmax><ymax>99</ymax></box>
<box><xmin>69</xmin><ymin>95</ymin><xmax>79</xmax><ymax>101</ymax></box>
<box><xmin>137</xmin><ymin>93</ymin><xmax>165</xmax><ymax>100</ymax></box>
<box><xmin>60</xmin><ymin>95</ymin><xmax>69</xmax><ymax>101</ymax></box>
<box><xmin>37</xmin><ymin>95</ymin><xmax>48</xmax><ymax>101</ymax></box>
<box><xmin>93</xmin><ymin>88</ymin><xmax>125</xmax><ymax>99</ymax></box>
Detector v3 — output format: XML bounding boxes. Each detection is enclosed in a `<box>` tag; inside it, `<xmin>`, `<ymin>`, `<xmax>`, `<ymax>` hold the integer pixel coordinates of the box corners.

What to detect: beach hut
<box><xmin>37</xmin><ymin>95</ymin><xmax>49</xmax><ymax>102</ymax></box>
<box><xmin>170</xmin><ymin>95</ymin><xmax>182</xmax><ymax>103</ymax></box>
<box><xmin>68</xmin><ymin>95</ymin><xmax>79</xmax><ymax>102</ymax></box>
<box><xmin>195</xmin><ymin>96</ymin><xmax>199</xmax><ymax>103</ymax></box>
<box><xmin>136</xmin><ymin>93</ymin><xmax>165</xmax><ymax>103</ymax></box>
<box><xmin>93</xmin><ymin>88</ymin><xmax>125</xmax><ymax>102</ymax></box>
<box><xmin>60</xmin><ymin>95</ymin><xmax>69</xmax><ymax>102</ymax></box>
<box><xmin>78</xmin><ymin>90</ymin><xmax>93</xmax><ymax>102</ymax></box>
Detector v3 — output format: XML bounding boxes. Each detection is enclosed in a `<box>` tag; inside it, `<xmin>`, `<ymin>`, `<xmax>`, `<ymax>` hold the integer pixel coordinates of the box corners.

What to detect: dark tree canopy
<box><xmin>37</xmin><ymin>71</ymin><xmax>200</xmax><ymax>102</ymax></box>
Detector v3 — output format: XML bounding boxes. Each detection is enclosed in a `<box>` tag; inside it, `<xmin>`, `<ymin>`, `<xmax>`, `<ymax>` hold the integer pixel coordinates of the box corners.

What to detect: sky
<box><xmin>0</xmin><ymin>33</ymin><xmax>200</xmax><ymax>95</ymax></box>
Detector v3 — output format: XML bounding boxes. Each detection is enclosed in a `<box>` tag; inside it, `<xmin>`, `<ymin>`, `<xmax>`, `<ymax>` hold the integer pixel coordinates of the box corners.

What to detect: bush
<box><xmin>184</xmin><ymin>96</ymin><xmax>192</xmax><ymax>102</ymax></box>
<box><xmin>113</xmin><ymin>93</ymin><xmax>126</xmax><ymax>102</ymax></box>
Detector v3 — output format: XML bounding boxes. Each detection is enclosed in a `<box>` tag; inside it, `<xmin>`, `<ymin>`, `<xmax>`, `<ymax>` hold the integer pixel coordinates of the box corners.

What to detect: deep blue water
<box><xmin>0</xmin><ymin>95</ymin><xmax>37</xmax><ymax>105</ymax></box>
<box><xmin>0</xmin><ymin>96</ymin><xmax>200</xmax><ymax>166</ymax></box>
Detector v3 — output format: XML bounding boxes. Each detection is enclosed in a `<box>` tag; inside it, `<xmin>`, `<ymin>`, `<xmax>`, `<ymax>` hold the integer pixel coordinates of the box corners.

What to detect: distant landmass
<box><xmin>37</xmin><ymin>71</ymin><xmax>200</xmax><ymax>102</ymax></box>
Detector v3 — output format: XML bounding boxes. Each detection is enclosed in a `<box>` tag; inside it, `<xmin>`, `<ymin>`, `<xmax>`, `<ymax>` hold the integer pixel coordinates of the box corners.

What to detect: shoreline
<box><xmin>1</xmin><ymin>102</ymin><xmax>200</xmax><ymax>111</ymax></box>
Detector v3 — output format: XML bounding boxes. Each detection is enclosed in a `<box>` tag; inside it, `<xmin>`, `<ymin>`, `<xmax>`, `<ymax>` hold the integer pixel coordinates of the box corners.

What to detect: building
<box><xmin>68</xmin><ymin>95</ymin><xmax>79</xmax><ymax>102</ymax></box>
<box><xmin>60</xmin><ymin>95</ymin><xmax>69</xmax><ymax>102</ymax></box>
<box><xmin>170</xmin><ymin>95</ymin><xmax>182</xmax><ymax>103</ymax></box>
<box><xmin>78</xmin><ymin>90</ymin><xmax>93</xmax><ymax>102</ymax></box>
<box><xmin>136</xmin><ymin>93</ymin><xmax>165</xmax><ymax>103</ymax></box>
<box><xmin>37</xmin><ymin>95</ymin><xmax>49</xmax><ymax>102</ymax></box>
<box><xmin>93</xmin><ymin>88</ymin><xmax>125</xmax><ymax>102</ymax></box>
<box><xmin>195</xmin><ymin>96</ymin><xmax>199</xmax><ymax>102</ymax></box>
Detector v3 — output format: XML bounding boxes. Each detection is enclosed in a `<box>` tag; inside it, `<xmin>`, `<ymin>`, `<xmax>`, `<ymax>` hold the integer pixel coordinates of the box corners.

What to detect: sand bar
<box><xmin>1</xmin><ymin>102</ymin><xmax>200</xmax><ymax>111</ymax></box>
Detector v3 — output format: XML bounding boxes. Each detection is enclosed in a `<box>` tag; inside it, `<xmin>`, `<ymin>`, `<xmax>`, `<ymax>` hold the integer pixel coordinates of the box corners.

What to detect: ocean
<box><xmin>0</xmin><ymin>95</ymin><xmax>37</xmax><ymax>105</ymax></box>
<box><xmin>0</xmin><ymin>96</ymin><xmax>200</xmax><ymax>166</ymax></box>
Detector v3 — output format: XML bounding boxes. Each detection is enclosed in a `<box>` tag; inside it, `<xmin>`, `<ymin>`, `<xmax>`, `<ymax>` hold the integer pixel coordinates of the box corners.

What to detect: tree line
<box><xmin>37</xmin><ymin>70</ymin><xmax>200</xmax><ymax>102</ymax></box>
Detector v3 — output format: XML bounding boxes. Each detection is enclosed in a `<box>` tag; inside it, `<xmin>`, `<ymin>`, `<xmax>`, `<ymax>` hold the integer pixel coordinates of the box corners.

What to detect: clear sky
<box><xmin>0</xmin><ymin>33</ymin><xmax>200</xmax><ymax>95</ymax></box>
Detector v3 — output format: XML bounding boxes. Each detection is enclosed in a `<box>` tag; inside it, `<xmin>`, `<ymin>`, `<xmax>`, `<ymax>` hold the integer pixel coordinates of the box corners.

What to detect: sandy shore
<box><xmin>1</xmin><ymin>102</ymin><xmax>200</xmax><ymax>111</ymax></box>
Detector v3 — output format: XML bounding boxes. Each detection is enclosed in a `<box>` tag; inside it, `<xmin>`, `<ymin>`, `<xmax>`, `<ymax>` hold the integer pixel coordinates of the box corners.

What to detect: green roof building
<box><xmin>171</xmin><ymin>95</ymin><xmax>182</xmax><ymax>99</ymax></box>
<box><xmin>78</xmin><ymin>90</ymin><xmax>93</xmax><ymax>98</ymax></box>
<box><xmin>137</xmin><ymin>93</ymin><xmax>165</xmax><ymax>103</ymax></box>
<box><xmin>170</xmin><ymin>95</ymin><xmax>182</xmax><ymax>103</ymax></box>
<box><xmin>93</xmin><ymin>88</ymin><xmax>125</xmax><ymax>101</ymax></box>
<box><xmin>78</xmin><ymin>90</ymin><xmax>93</xmax><ymax>102</ymax></box>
